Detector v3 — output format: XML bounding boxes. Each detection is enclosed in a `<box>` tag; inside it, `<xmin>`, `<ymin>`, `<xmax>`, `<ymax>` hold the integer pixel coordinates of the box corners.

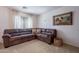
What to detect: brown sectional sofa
<box><xmin>2</xmin><ymin>28</ymin><xmax>57</xmax><ymax>48</ymax></box>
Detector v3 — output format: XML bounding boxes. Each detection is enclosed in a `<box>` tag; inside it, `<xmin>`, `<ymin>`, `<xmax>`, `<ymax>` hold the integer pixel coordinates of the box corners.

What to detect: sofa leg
<box><xmin>4</xmin><ymin>45</ymin><xmax>10</xmax><ymax>48</ymax></box>
<box><xmin>4</xmin><ymin>46</ymin><xmax>9</xmax><ymax>48</ymax></box>
<box><xmin>48</xmin><ymin>43</ymin><xmax>52</xmax><ymax>45</ymax></box>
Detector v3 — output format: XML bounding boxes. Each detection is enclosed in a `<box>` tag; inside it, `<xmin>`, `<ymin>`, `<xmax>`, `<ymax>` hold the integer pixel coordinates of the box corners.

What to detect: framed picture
<box><xmin>53</xmin><ymin>12</ymin><xmax>72</xmax><ymax>25</ymax></box>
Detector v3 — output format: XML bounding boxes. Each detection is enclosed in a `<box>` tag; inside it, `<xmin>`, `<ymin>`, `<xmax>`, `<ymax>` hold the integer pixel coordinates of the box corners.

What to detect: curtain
<box><xmin>14</xmin><ymin>15</ymin><xmax>32</xmax><ymax>29</ymax></box>
<box><xmin>14</xmin><ymin>16</ymin><xmax>23</xmax><ymax>29</ymax></box>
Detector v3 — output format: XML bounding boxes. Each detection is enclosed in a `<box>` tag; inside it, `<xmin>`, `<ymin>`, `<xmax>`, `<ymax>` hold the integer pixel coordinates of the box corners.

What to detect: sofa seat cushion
<box><xmin>36</xmin><ymin>33</ymin><xmax>41</xmax><ymax>36</ymax></box>
<box><xmin>11</xmin><ymin>34</ymin><xmax>33</xmax><ymax>38</ymax></box>
<box><xmin>10</xmin><ymin>33</ymin><xmax>20</xmax><ymax>37</ymax></box>
<box><xmin>18</xmin><ymin>32</ymin><xmax>32</xmax><ymax>35</ymax></box>
<box><xmin>41</xmin><ymin>34</ymin><xmax>48</xmax><ymax>38</ymax></box>
<box><xmin>41</xmin><ymin>32</ymin><xmax>52</xmax><ymax>35</ymax></box>
<box><xmin>10</xmin><ymin>32</ymin><xmax>32</xmax><ymax>37</ymax></box>
<box><xmin>10</xmin><ymin>34</ymin><xmax>33</xmax><ymax>41</ymax></box>
<box><xmin>37</xmin><ymin>34</ymin><xmax>48</xmax><ymax>38</ymax></box>
<box><xmin>21</xmin><ymin>34</ymin><xmax>33</xmax><ymax>37</ymax></box>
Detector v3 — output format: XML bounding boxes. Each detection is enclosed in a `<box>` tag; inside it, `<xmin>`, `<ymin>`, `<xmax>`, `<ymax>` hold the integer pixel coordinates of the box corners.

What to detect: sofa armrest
<box><xmin>53</xmin><ymin>30</ymin><xmax>57</xmax><ymax>38</ymax></box>
<box><xmin>2</xmin><ymin>34</ymin><xmax>11</xmax><ymax>48</ymax></box>
<box><xmin>3</xmin><ymin>34</ymin><xmax>11</xmax><ymax>37</ymax></box>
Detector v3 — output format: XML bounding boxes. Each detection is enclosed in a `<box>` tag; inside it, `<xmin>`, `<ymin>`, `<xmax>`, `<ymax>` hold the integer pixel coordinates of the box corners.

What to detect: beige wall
<box><xmin>0</xmin><ymin>7</ymin><xmax>10</xmax><ymax>42</ymax></box>
<box><xmin>0</xmin><ymin>7</ymin><xmax>39</xmax><ymax>43</ymax></box>
<box><xmin>32</xmin><ymin>15</ymin><xmax>39</xmax><ymax>28</ymax></box>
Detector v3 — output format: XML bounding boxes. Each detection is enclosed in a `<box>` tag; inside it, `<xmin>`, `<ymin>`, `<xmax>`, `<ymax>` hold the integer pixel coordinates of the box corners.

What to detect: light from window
<box><xmin>14</xmin><ymin>16</ymin><xmax>32</xmax><ymax>29</ymax></box>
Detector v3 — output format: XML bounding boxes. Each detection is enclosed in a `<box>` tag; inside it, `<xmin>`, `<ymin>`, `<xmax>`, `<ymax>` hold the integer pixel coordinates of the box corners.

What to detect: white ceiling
<box><xmin>8</xmin><ymin>6</ymin><xmax>61</xmax><ymax>15</ymax></box>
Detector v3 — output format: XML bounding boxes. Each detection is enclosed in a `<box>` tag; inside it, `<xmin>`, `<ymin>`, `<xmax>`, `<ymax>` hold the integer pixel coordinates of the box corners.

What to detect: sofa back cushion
<box><xmin>4</xmin><ymin>29</ymin><xmax>18</xmax><ymax>34</ymax></box>
<box><xmin>46</xmin><ymin>29</ymin><xmax>54</xmax><ymax>33</ymax></box>
<box><xmin>18</xmin><ymin>29</ymin><xmax>32</xmax><ymax>33</ymax></box>
<box><xmin>4</xmin><ymin>29</ymin><xmax>32</xmax><ymax>34</ymax></box>
<box><xmin>40</xmin><ymin>29</ymin><xmax>56</xmax><ymax>34</ymax></box>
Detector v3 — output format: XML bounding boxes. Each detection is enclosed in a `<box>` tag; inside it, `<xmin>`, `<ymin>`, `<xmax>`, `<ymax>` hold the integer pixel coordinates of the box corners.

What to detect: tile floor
<box><xmin>0</xmin><ymin>39</ymin><xmax>79</xmax><ymax>53</ymax></box>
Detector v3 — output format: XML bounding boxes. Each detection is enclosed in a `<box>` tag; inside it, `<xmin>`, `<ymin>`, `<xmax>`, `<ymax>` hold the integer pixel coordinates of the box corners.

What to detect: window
<box><xmin>14</xmin><ymin>16</ymin><xmax>32</xmax><ymax>29</ymax></box>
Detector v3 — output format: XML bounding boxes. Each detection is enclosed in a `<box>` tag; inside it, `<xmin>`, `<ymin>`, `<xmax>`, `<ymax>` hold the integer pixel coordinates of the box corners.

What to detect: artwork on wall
<box><xmin>53</xmin><ymin>12</ymin><xmax>72</xmax><ymax>25</ymax></box>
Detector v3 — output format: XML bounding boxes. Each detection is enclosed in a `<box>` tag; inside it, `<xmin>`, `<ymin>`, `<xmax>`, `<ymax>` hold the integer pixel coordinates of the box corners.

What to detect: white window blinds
<box><xmin>14</xmin><ymin>16</ymin><xmax>32</xmax><ymax>29</ymax></box>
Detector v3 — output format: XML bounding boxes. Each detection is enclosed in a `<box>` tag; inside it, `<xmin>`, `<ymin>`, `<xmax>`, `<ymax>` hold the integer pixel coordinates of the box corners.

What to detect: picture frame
<box><xmin>53</xmin><ymin>12</ymin><xmax>73</xmax><ymax>25</ymax></box>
